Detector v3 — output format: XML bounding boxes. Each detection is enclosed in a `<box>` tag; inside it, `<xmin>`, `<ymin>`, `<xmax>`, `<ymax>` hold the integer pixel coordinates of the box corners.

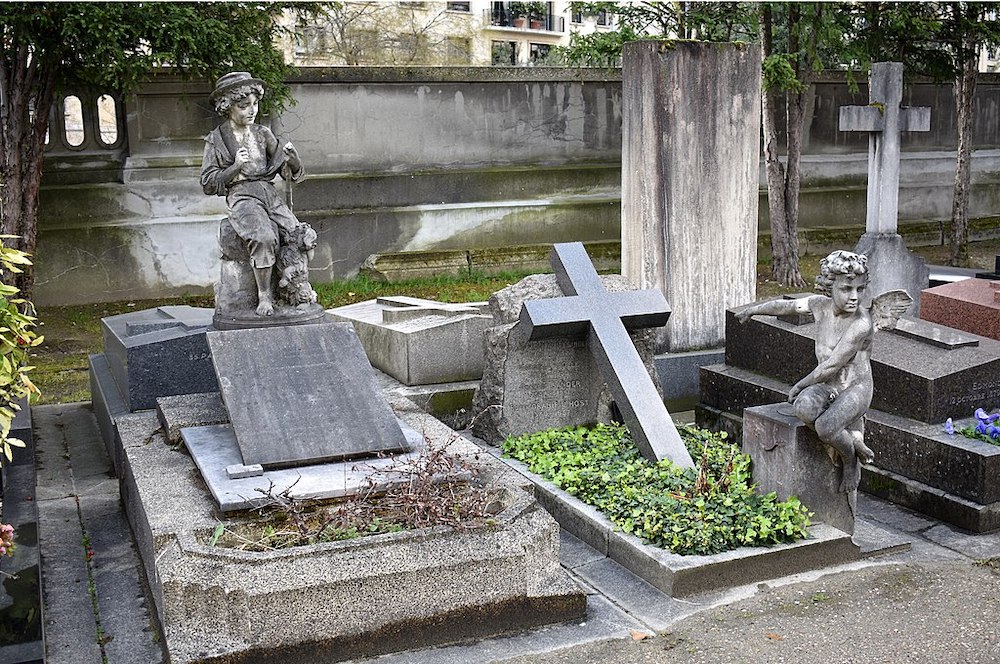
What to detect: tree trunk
<box><xmin>761</xmin><ymin>4</ymin><xmax>806</xmax><ymax>289</ymax></box>
<box><xmin>0</xmin><ymin>43</ymin><xmax>56</xmax><ymax>297</ymax></box>
<box><xmin>949</xmin><ymin>30</ymin><xmax>978</xmax><ymax>267</ymax></box>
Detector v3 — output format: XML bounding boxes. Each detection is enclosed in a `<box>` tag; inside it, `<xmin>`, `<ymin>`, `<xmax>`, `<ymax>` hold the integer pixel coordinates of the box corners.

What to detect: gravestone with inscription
<box><xmin>839</xmin><ymin>62</ymin><xmax>931</xmax><ymax>313</ymax></box>
<box><xmin>697</xmin><ymin>301</ymin><xmax>1000</xmax><ymax>532</ymax></box>
<box><xmin>178</xmin><ymin>322</ymin><xmax>423</xmax><ymax>511</ymax></box>
<box><xmin>473</xmin><ymin>243</ymin><xmax>693</xmax><ymax>469</ymax></box>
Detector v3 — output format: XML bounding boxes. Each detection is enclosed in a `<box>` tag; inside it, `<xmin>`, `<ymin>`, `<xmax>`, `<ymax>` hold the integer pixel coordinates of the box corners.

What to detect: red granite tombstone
<box><xmin>920</xmin><ymin>278</ymin><xmax>1000</xmax><ymax>341</ymax></box>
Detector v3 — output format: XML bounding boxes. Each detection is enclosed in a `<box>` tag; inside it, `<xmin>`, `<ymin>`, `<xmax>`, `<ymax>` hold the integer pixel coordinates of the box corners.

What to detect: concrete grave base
<box><xmin>113</xmin><ymin>399</ymin><xmax>585</xmax><ymax>663</ymax></box>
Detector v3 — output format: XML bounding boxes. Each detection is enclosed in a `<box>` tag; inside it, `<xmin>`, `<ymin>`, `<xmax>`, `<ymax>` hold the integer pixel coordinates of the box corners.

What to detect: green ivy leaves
<box><xmin>503</xmin><ymin>423</ymin><xmax>812</xmax><ymax>556</ymax></box>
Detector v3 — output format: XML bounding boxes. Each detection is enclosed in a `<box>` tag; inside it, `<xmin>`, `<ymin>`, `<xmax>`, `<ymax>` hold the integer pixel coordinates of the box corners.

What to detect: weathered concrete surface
<box><xmin>621</xmin><ymin>41</ymin><xmax>761</xmax><ymax>353</ymax></box>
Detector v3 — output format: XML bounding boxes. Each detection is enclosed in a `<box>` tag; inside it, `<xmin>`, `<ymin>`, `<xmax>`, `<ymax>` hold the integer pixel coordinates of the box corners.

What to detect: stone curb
<box><xmin>480</xmin><ymin>445</ymin><xmax>861</xmax><ymax>598</ymax></box>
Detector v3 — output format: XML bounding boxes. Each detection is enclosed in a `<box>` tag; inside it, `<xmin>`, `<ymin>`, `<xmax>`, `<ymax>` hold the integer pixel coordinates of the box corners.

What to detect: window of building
<box><xmin>446</xmin><ymin>1</ymin><xmax>470</xmax><ymax>10</ymax></box>
<box><xmin>597</xmin><ymin>10</ymin><xmax>609</xmax><ymax>26</ymax></box>
<box><xmin>63</xmin><ymin>95</ymin><xmax>84</xmax><ymax>147</ymax></box>
<box><xmin>571</xmin><ymin>9</ymin><xmax>582</xmax><ymax>23</ymax></box>
<box><xmin>97</xmin><ymin>95</ymin><xmax>119</xmax><ymax>146</ymax></box>
<box><xmin>529</xmin><ymin>42</ymin><xmax>551</xmax><ymax>64</ymax></box>
<box><xmin>446</xmin><ymin>36</ymin><xmax>471</xmax><ymax>64</ymax></box>
<box><xmin>492</xmin><ymin>40</ymin><xmax>516</xmax><ymax>66</ymax></box>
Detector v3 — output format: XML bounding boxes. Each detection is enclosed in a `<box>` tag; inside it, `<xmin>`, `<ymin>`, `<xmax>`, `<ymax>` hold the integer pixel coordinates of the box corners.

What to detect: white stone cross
<box><xmin>839</xmin><ymin>62</ymin><xmax>931</xmax><ymax>234</ymax></box>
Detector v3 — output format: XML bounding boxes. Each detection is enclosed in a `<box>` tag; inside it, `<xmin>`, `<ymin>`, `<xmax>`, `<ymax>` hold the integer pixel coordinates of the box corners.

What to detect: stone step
<box><xmin>861</xmin><ymin>465</ymin><xmax>1000</xmax><ymax>534</ymax></box>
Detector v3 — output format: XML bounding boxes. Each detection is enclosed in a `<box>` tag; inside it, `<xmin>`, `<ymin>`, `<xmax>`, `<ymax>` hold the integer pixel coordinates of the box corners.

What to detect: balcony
<box><xmin>485</xmin><ymin>3</ymin><xmax>565</xmax><ymax>33</ymax></box>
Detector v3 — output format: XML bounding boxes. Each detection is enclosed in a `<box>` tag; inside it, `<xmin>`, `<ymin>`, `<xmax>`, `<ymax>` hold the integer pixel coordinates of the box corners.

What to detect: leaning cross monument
<box><xmin>839</xmin><ymin>61</ymin><xmax>931</xmax><ymax>313</ymax></box>
<box><xmin>520</xmin><ymin>242</ymin><xmax>695</xmax><ymax>468</ymax></box>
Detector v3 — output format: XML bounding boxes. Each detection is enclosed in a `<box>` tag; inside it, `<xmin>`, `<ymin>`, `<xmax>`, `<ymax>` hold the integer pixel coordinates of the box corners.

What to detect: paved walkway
<box><xmin>27</xmin><ymin>403</ymin><xmax>1000</xmax><ymax>663</ymax></box>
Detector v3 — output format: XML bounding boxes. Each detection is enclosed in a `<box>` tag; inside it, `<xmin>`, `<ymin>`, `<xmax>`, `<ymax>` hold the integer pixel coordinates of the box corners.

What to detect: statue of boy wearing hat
<box><xmin>201</xmin><ymin>71</ymin><xmax>318</xmax><ymax>319</ymax></box>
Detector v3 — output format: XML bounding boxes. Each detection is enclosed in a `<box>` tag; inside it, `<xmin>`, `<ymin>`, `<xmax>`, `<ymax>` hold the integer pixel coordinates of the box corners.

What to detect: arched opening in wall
<box><xmin>97</xmin><ymin>95</ymin><xmax>119</xmax><ymax>146</ymax></box>
<box><xmin>63</xmin><ymin>95</ymin><xmax>84</xmax><ymax>147</ymax></box>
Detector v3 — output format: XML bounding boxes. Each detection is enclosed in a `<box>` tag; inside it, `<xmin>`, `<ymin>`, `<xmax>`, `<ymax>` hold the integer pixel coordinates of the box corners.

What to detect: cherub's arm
<box><xmin>788</xmin><ymin>317</ymin><xmax>871</xmax><ymax>399</ymax></box>
<box><xmin>736</xmin><ymin>296</ymin><xmax>818</xmax><ymax>324</ymax></box>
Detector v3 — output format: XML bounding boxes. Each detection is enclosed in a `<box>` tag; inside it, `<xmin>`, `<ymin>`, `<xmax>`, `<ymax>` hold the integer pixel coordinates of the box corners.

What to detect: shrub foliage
<box><xmin>503</xmin><ymin>423</ymin><xmax>811</xmax><ymax>556</ymax></box>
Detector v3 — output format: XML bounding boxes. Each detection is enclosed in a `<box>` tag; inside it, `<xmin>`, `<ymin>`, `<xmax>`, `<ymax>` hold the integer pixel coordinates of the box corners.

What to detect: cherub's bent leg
<box><xmin>814</xmin><ymin>385</ymin><xmax>870</xmax><ymax>492</ymax></box>
<box><xmin>792</xmin><ymin>384</ymin><xmax>835</xmax><ymax>428</ymax></box>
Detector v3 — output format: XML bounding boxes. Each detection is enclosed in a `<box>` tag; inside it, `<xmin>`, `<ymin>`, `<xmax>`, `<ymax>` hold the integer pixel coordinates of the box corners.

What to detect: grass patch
<box><xmin>503</xmin><ymin>423</ymin><xmax>812</xmax><ymax>556</ymax></box>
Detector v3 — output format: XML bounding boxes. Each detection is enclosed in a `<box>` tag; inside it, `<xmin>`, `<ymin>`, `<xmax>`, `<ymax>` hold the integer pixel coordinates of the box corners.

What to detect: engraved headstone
<box><xmin>472</xmin><ymin>273</ymin><xmax>661</xmax><ymax>450</ymax></box>
<box><xmin>521</xmin><ymin>243</ymin><xmax>693</xmax><ymax>467</ymax></box>
<box><xmin>206</xmin><ymin>322</ymin><xmax>409</xmax><ymax>468</ymax></box>
<box><xmin>839</xmin><ymin>62</ymin><xmax>931</xmax><ymax>312</ymax></box>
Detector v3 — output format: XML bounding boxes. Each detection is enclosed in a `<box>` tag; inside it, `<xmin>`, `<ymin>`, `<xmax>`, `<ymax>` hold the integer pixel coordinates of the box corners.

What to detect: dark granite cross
<box><xmin>839</xmin><ymin>62</ymin><xmax>930</xmax><ymax>235</ymax></box>
<box><xmin>519</xmin><ymin>242</ymin><xmax>695</xmax><ymax>468</ymax></box>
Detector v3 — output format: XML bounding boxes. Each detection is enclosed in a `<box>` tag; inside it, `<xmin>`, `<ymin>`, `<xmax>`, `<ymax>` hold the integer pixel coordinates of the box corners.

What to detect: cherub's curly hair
<box><xmin>213</xmin><ymin>83</ymin><xmax>265</xmax><ymax>116</ymax></box>
<box><xmin>815</xmin><ymin>250</ymin><xmax>868</xmax><ymax>295</ymax></box>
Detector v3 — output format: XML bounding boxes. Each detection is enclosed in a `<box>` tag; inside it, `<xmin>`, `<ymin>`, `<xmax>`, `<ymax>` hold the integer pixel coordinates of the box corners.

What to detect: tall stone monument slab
<box><xmin>839</xmin><ymin>62</ymin><xmax>931</xmax><ymax>313</ymax></box>
<box><xmin>621</xmin><ymin>41</ymin><xmax>761</xmax><ymax>353</ymax></box>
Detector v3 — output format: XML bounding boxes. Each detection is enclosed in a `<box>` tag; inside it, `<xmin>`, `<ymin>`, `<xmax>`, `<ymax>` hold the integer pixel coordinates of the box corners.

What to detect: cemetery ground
<box><xmin>30</xmin><ymin>239</ymin><xmax>1000</xmax><ymax>406</ymax></box>
<box><xmin>8</xmin><ymin>239</ymin><xmax>1000</xmax><ymax>663</ymax></box>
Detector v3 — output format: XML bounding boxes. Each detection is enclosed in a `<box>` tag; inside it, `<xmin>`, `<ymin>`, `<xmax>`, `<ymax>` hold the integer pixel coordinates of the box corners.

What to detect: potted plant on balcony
<box><xmin>510</xmin><ymin>2</ymin><xmax>528</xmax><ymax>28</ymax></box>
<box><xmin>527</xmin><ymin>1</ymin><xmax>547</xmax><ymax>29</ymax></box>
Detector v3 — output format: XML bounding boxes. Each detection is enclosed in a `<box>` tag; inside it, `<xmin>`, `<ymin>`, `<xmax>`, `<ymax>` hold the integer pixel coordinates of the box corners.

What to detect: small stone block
<box><xmin>226</xmin><ymin>463</ymin><xmax>264</xmax><ymax>479</ymax></box>
<box><xmin>743</xmin><ymin>403</ymin><xmax>855</xmax><ymax>535</ymax></box>
<box><xmin>891</xmin><ymin>317</ymin><xmax>980</xmax><ymax>349</ymax></box>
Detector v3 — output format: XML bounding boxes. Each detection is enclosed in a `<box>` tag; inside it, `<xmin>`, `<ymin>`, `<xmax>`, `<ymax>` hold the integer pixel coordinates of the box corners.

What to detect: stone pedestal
<box><xmin>743</xmin><ymin>404</ymin><xmax>856</xmax><ymax>535</ymax></box>
<box><xmin>621</xmin><ymin>41</ymin><xmax>760</xmax><ymax>353</ymax></box>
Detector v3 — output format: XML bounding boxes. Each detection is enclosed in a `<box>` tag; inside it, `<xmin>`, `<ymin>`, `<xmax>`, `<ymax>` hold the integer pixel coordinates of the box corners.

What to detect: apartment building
<box><xmin>278</xmin><ymin>1</ymin><xmax>617</xmax><ymax>66</ymax></box>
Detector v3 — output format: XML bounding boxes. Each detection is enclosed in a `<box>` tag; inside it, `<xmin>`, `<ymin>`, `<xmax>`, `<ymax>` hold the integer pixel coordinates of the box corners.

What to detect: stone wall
<box><xmin>33</xmin><ymin>67</ymin><xmax>1000</xmax><ymax>305</ymax></box>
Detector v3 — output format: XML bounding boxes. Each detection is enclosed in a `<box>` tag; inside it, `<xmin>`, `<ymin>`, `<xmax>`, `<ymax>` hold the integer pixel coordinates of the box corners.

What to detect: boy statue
<box><xmin>201</xmin><ymin>71</ymin><xmax>319</xmax><ymax>322</ymax></box>
<box><xmin>737</xmin><ymin>251</ymin><xmax>911</xmax><ymax>493</ymax></box>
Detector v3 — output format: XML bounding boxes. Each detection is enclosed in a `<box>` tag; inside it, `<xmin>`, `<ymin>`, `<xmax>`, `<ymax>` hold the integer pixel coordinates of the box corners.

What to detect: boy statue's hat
<box><xmin>210</xmin><ymin>71</ymin><xmax>264</xmax><ymax>103</ymax></box>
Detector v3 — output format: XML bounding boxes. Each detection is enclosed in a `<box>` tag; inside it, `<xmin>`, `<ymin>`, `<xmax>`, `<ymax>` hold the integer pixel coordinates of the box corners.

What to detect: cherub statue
<box><xmin>201</xmin><ymin>71</ymin><xmax>317</xmax><ymax>317</ymax></box>
<box><xmin>737</xmin><ymin>250</ymin><xmax>911</xmax><ymax>494</ymax></box>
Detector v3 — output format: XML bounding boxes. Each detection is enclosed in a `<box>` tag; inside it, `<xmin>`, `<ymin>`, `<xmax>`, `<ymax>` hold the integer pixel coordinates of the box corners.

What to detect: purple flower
<box><xmin>944</xmin><ymin>418</ymin><xmax>955</xmax><ymax>435</ymax></box>
<box><xmin>990</xmin><ymin>425</ymin><xmax>1000</xmax><ymax>440</ymax></box>
<box><xmin>976</xmin><ymin>420</ymin><xmax>989</xmax><ymax>435</ymax></box>
<box><xmin>975</xmin><ymin>408</ymin><xmax>989</xmax><ymax>421</ymax></box>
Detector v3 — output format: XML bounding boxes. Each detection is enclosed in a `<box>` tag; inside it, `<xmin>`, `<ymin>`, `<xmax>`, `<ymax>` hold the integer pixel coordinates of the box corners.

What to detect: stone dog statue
<box><xmin>201</xmin><ymin>71</ymin><xmax>321</xmax><ymax>325</ymax></box>
<box><xmin>277</xmin><ymin>224</ymin><xmax>319</xmax><ymax>306</ymax></box>
<box><xmin>737</xmin><ymin>250</ymin><xmax>912</xmax><ymax>494</ymax></box>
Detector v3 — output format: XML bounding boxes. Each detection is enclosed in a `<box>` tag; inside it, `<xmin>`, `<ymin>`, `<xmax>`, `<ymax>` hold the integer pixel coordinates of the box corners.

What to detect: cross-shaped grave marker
<box><xmin>519</xmin><ymin>242</ymin><xmax>694</xmax><ymax>468</ymax></box>
<box><xmin>839</xmin><ymin>62</ymin><xmax>931</xmax><ymax>234</ymax></box>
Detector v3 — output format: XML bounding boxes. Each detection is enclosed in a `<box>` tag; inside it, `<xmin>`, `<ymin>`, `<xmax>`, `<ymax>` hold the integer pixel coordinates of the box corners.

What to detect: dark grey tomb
<box><xmin>101</xmin><ymin>305</ymin><xmax>217</xmax><ymax>411</ymax></box>
<box><xmin>520</xmin><ymin>242</ymin><xmax>694</xmax><ymax>468</ymax></box>
<box><xmin>207</xmin><ymin>323</ymin><xmax>409</xmax><ymax>468</ymax></box>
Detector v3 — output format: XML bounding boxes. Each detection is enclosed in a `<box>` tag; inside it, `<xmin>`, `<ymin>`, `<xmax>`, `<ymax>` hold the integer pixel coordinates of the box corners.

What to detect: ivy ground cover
<box><xmin>503</xmin><ymin>423</ymin><xmax>812</xmax><ymax>556</ymax></box>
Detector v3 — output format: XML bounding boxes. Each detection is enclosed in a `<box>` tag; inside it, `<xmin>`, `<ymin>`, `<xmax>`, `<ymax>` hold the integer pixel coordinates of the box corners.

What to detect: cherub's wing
<box><xmin>870</xmin><ymin>290</ymin><xmax>913</xmax><ymax>331</ymax></box>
